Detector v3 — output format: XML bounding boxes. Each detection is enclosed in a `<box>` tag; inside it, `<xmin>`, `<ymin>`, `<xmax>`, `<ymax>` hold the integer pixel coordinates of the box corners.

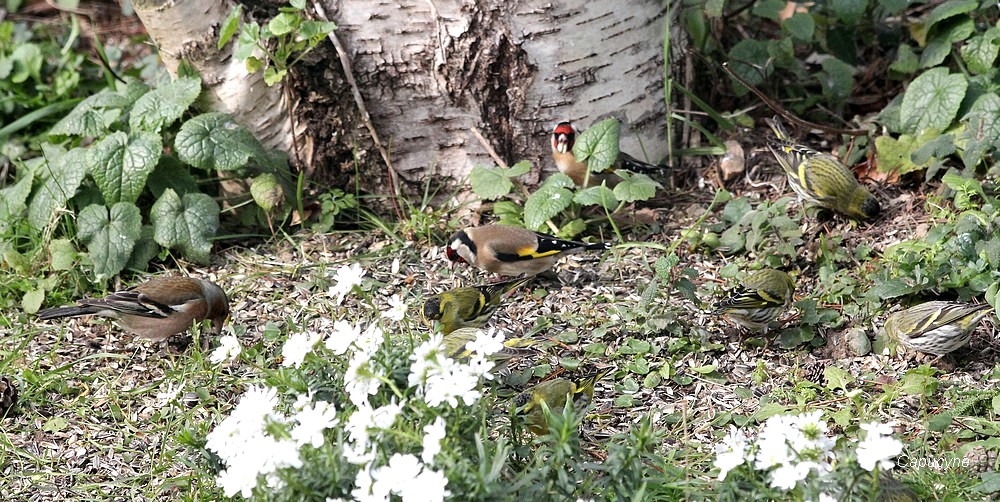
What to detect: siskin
<box><xmin>422</xmin><ymin>277</ymin><xmax>532</xmax><ymax>334</ymax></box>
<box><xmin>712</xmin><ymin>269</ymin><xmax>795</xmax><ymax>332</ymax></box>
<box><xmin>765</xmin><ymin>116</ymin><xmax>880</xmax><ymax>220</ymax></box>
<box><xmin>883</xmin><ymin>301</ymin><xmax>993</xmax><ymax>356</ymax></box>
<box><xmin>441</xmin><ymin>327</ymin><xmax>538</xmax><ymax>369</ymax></box>
<box><xmin>513</xmin><ymin>367</ymin><xmax>611</xmax><ymax>435</ymax></box>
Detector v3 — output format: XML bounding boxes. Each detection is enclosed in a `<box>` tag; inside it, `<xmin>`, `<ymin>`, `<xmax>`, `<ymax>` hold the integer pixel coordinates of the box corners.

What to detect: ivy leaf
<box><xmin>900</xmin><ymin>67</ymin><xmax>967</xmax><ymax>134</ymax></box>
<box><xmin>573</xmin><ymin>118</ymin><xmax>620</xmax><ymax>173</ymax></box>
<box><xmin>129</xmin><ymin>76</ymin><xmax>202</xmax><ymax>133</ymax></box>
<box><xmin>175</xmin><ymin>112</ymin><xmax>265</xmax><ymax>173</ymax></box>
<box><xmin>574</xmin><ymin>184</ymin><xmax>618</xmax><ymax>210</ymax></box>
<box><xmin>469</xmin><ymin>161</ymin><xmax>531</xmax><ymax>200</ymax></box>
<box><xmin>151</xmin><ymin>188</ymin><xmax>220</xmax><ymax>264</ymax></box>
<box><xmin>612</xmin><ymin>172</ymin><xmax>660</xmax><ymax>203</ymax></box>
<box><xmin>28</xmin><ymin>147</ymin><xmax>87</xmax><ymax>230</ymax></box>
<box><xmin>77</xmin><ymin>202</ymin><xmax>142</xmax><ymax>281</ymax></box>
<box><xmin>87</xmin><ymin>131</ymin><xmax>162</xmax><ymax>204</ymax></box>
<box><xmin>524</xmin><ymin>174</ymin><xmax>575</xmax><ymax>231</ymax></box>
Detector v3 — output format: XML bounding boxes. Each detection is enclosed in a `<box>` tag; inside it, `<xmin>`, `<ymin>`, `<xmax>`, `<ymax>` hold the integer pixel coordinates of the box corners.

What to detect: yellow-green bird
<box><xmin>884</xmin><ymin>301</ymin><xmax>993</xmax><ymax>356</ymax></box>
<box><xmin>765</xmin><ymin>116</ymin><xmax>880</xmax><ymax>220</ymax></box>
<box><xmin>712</xmin><ymin>269</ymin><xmax>795</xmax><ymax>332</ymax></box>
<box><xmin>441</xmin><ymin>327</ymin><xmax>538</xmax><ymax>368</ymax></box>
<box><xmin>513</xmin><ymin>368</ymin><xmax>611</xmax><ymax>435</ymax></box>
<box><xmin>422</xmin><ymin>277</ymin><xmax>533</xmax><ymax>334</ymax></box>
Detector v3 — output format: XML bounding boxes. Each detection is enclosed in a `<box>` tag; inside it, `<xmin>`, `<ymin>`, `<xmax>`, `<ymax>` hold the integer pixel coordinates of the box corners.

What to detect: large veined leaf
<box><xmin>900</xmin><ymin>68</ymin><xmax>967</xmax><ymax>134</ymax></box>
<box><xmin>150</xmin><ymin>188</ymin><xmax>220</xmax><ymax>264</ymax></box>
<box><xmin>28</xmin><ymin>147</ymin><xmax>87</xmax><ymax>230</ymax></box>
<box><xmin>524</xmin><ymin>174</ymin><xmax>575</xmax><ymax>231</ymax></box>
<box><xmin>129</xmin><ymin>76</ymin><xmax>202</xmax><ymax>133</ymax></box>
<box><xmin>77</xmin><ymin>202</ymin><xmax>142</xmax><ymax>281</ymax></box>
<box><xmin>573</xmin><ymin>118</ymin><xmax>620</xmax><ymax>173</ymax></box>
<box><xmin>175</xmin><ymin>112</ymin><xmax>266</xmax><ymax>173</ymax></box>
<box><xmin>86</xmin><ymin>131</ymin><xmax>162</xmax><ymax>204</ymax></box>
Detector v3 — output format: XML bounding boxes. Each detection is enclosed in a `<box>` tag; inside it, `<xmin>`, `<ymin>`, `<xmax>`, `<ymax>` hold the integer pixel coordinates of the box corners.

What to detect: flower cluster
<box><xmin>205</xmin><ymin>265</ymin><xmax>502</xmax><ymax>500</ymax></box>
<box><xmin>713</xmin><ymin>412</ymin><xmax>905</xmax><ymax>499</ymax></box>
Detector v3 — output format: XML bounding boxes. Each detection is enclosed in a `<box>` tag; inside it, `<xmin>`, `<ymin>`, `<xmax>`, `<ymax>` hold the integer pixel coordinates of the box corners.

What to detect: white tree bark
<box><xmin>328</xmin><ymin>0</ymin><xmax>678</xmax><ymax>192</ymax></box>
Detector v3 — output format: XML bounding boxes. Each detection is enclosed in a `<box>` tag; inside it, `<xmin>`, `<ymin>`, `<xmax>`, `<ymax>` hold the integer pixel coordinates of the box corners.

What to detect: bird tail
<box><xmin>584</xmin><ymin>241</ymin><xmax>613</xmax><ymax>252</ymax></box>
<box><xmin>619</xmin><ymin>154</ymin><xmax>669</xmax><ymax>175</ymax></box>
<box><xmin>574</xmin><ymin>366</ymin><xmax>613</xmax><ymax>399</ymax></box>
<box><xmin>483</xmin><ymin>276</ymin><xmax>534</xmax><ymax>300</ymax></box>
<box><xmin>765</xmin><ymin>115</ymin><xmax>792</xmax><ymax>142</ymax></box>
<box><xmin>36</xmin><ymin>305</ymin><xmax>103</xmax><ymax>320</ymax></box>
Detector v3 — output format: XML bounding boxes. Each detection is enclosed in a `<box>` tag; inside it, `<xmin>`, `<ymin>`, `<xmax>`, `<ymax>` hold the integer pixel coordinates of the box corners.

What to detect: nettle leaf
<box><xmin>77</xmin><ymin>202</ymin><xmax>142</xmax><ymax>281</ymax></box>
<box><xmin>613</xmin><ymin>172</ymin><xmax>660</xmax><ymax>203</ymax></box>
<box><xmin>28</xmin><ymin>147</ymin><xmax>87</xmax><ymax>230</ymax></box>
<box><xmin>49</xmin><ymin>90</ymin><xmax>127</xmax><ymax>137</ymax></box>
<box><xmin>151</xmin><ymin>188</ymin><xmax>220</xmax><ymax>264</ymax></box>
<box><xmin>573</xmin><ymin>118</ymin><xmax>620</xmax><ymax>173</ymax></box>
<box><xmin>147</xmin><ymin>156</ymin><xmax>200</xmax><ymax>198</ymax></box>
<box><xmin>0</xmin><ymin>174</ymin><xmax>33</xmax><ymax>234</ymax></box>
<box><xmin>129</xmin><ymin>76</ymin><xmax>202</xmax><ymax>133</ymax></box>
<box><xmin>574</xmin><ymin>184</ymin><xmax>618</xmax><ymax>210</ymax></box>
<box><xmin>251</xmin><ymin>173</ymin><xmax>284</xmax><ymax>211</ymax></box>
<box><xmin>175</xmin><ymin>112</ymin><xmax>265</xmax><ymax>173</ymax></box>
<box><xmin>469</xmin><ymin>161</ymin><xmax>531</xmax><ymax>200</ymax></box>
<box><xmin>87</xmin><ymin>131</ymin><xmax>162</xmax><ymax>204</ymax></box>
<box><xmin>524</xmin><ymin>174</ymin><xmax>575</xmax><ymax>231</ymax></box>
<box><xmin>900</xmin><ymin>68</ymin><xmax>967</xmax><ymax>134</ymax></box>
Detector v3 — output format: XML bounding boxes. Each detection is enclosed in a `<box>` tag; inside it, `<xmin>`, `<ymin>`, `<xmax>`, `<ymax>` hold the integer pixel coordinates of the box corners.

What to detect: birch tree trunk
<box><xmin>326</xmin><ymin>0</ymin><xmax>679</xmax><ymax>194</ymax></box>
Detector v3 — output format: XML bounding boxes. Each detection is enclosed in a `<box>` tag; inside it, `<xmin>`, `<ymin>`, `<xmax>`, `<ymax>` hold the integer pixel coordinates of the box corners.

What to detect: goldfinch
<box><xmin>441</xmin><ymin>327</ymin><xmax>538</xmax><ymax>368</ymax></box>
<box><xmin>513</xmin><ymin>367</ymin><xmax>611</xmax><ymax>435</ymax></box>
<box><xmin>883</xmin><ymin>301</ymin><xmax>992</xmax><ymax>356</ymax></box>
<box><xmin>551</xmin><ymin>121</ymin><xmax>666</xmax><ymax>187</ymax></box>
<box><xmin>37</xmin><ymin>277</ymin><xmax>230</xmax><ymax>341</ymax></box>
<box><xmin>422</xmin><ymin>277</ymin><xmax>533</xmax><ymax>334</ymax></box>
<box><xmin>445</xmin><ymin>224</ymin><xmax>612</xmax><ymax>276</ymax></box>
<box><xmin>765</xmin><ymin>116</ymin><xmax>880</xmax><ymax>220</ymax></box>
<box><xmin>712</xmin><ymin>269</ymin><xmax>794</xmax><ymax>332</ymax></box>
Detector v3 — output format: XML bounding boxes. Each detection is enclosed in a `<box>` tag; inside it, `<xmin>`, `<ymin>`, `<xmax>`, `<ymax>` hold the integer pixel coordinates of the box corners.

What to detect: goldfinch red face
<box><xmin>552</xmin><ymin>122</ymin><xmax>575</xmax><ymax>154</ymax></box>
<box><xmin>445</xmin><ymin>231</ymin><xmax>474</xmax><ymax>265</ymax></box>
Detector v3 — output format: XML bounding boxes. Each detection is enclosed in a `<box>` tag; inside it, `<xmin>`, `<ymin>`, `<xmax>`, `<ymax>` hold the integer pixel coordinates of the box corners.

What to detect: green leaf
<box><xmin>49</xmin><ymin>238</ymin><xmax>77</xmax><ymax>271</ymax></box>
<box><xmin>234</xmin><ymin>22</ymin><xmax>260</xmax><ymax>62</ymax></box>
<box><xmin>49</xmin><ymin>90</ymin><xmax>127</xmax><ymax>137</ymax></box>
<box><xmin>900</xmin><ymin>68</ymin><xmax>967</xmax><ymax>134</ymax></box>
<box><xmin>150</xmin><ymin>189</ymin><xmax>220</xmax><ymax>264</ymax></box>
<box><xmin>783</xmin><ymin>12</ymin><xmax>814</xmax><ymax>42</ymax></box>
<box><xmin>823</xmin><ymin>366</ymin><xmax>853</xmax><ymax>391</ymax></box>
<box><xmin>268</xmin><ymin>12</ymin><xmax>299</xmax><ymax>36</ymax></box>
<box><xmin>175</xmin><ymin>112</ymin><xmax>264</xmax><ymax>172</ymax></box>
<box><xmin>750</xmin><ymin>0</ymin><xmax>785</xmax><ymax>20</ymax></box>
<box><xmin>726</xmin><ymin>39</ymin><xmax>772</xmax><ymax>95</ymax></box>
<box><xmin>889</xmin><ymin>45</ymin><xmax>919</xmax><ymax>76</ymax></box>
<box><xmin>263</xmin><ymin>67</ymin><xmax>287</xmax><ymax>86</ymax></box>
<box><xmin>612</xmin><ymin>172</ymin><xmax>660</xmax><ymax>203</ymax></box>
<box><xmin>911</xmin><ymin>133</ymin><xmax>954</xmax><ymax>165</ymax></box>
<box><xmin>0</xmin><ymin>174</ymin><xmax>33</xmax><ymax>234</ymax></box>
<box><xmin>86</xmin><ymin>131</ymin><xmax>162</xmax><ymax>204</ymax></box>
<box><xmin>300</xmin><ymin>20</ymin><xmax>337</xmax><ymax>39</ymax></box>
<box><xmin>251</xmin><ymin>173</ymin><xmax>284</xmax><ymax>211</ymax></box>
<box><xmin>926</xmin><ymin>413</ymin><xmax>953</xmax><ymax>432</ymax></box>
<box><xmin>21</xmin><ymin>287</ymin><xmax>44</xmax><ymax>314</ymax></box>
<box><xmin>818</xmin><ymin>57</ymin><xmax>855</xmax><ymax>103</ymax></box>
<box><xmin>875</xmin><ymin>134</ymin><xmax>920</xmax><ymax>174</ymax></box>
<box><xmin>921</xmin><ymin>16</ymin><xmax>975</xmax><ymax>68</ymax></box>
<box><xmin>146</xmin><ymin>156</ymin><xmax>200</xmax><ymax>198</ymax></box>
<box><xmin>960</xmin><ymin>92</ymin><xmax>1000</xmax><ymax>169</ymax></box>
<box><xmin>830</xmin><ymin>0</ymin><xmax>867</xmax><ymax>24</ymax></box>
<box><xmin>573</xmin><ymin>118</ymin><xmax>620</xmax><ymax>173</ymax></box>
<box><xmin>10</xmin><ymin>43</ymin><xmax>42</xmax><ymax>83</ymax></box>
<box><xmin>127</xmin><ymin>225</ymin><xmax>160</xmax><ymax>272</ymax></box>
<box><xmin>218</xmin><ymin>4</ymin><xmax>242</xmax><ymax>49</ymax></box>
<box><xmin>573</xmin><ymin>184</ymin><xmax>618</xmax><ymax>210</ymax></box>
<box><xmin>77</xmin><ymin>202</ymin><xmax>142</xmax><ymax>281</ymax></box>
<box><xmin>129</xmin><ymin>76</ymin><xmax>202</xmax><ymax>132</ymax></box>
<box><xmin>524</xmin><ymin>175</ymin><xmax>574</xmax><ymax>231</ymax></box>
<box><xmin>469</xmin><ymin>165</ymin><xmax>516</xmax><ymax>200</ymax></box>
<box><xmin>923</xmin><ymin>0</ymin><xmax>977</xmax><ymax>35</ymax></box>
<box><xmin>28</xmin><ymin>146</ymin><xmax>87</xmax><ymax>230</ymax></box>
<box><xmin>961</xmin><ymin>28</ymin><xmax>1000</xmax><ymax>75</ymax></box>
<box><xmin>867</xmin><ymin>279</ymin><xmax>913</xmax><ymax>299</ymax></box>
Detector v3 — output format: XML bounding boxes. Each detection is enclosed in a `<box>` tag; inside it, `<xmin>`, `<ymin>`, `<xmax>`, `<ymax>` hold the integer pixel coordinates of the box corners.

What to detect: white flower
<box><xmin>345</xmin><ymin>352</ymin><xmax>382</xmax><ymax>406</ymax></box>
<box><xmin>155</xmin><ymin>382</ymin><xmax>182</xmax><ymax>409</ymax></box>
<box><xmin>352</xmin><ymin>466</ymin><xmax>388</xmax><ymax>502</ymax></box>
<box><xmin>754</xmin><ymin>432</ymin><xmax>792</xmax><ymax>471</ymax></box>
<box><xmin>210</xmin><ymin>334</ymin><xmax>242</xmax><ymax>364</ymax></box>
<box><xmin>769</xmin><ymin>461</ymin><xmax>812</xmax><ymax>491</ymax></box>
<box><xmin>400</xmin><ymin>467</ymin><xmax>451</xmax><ymax>502</ymax></box>
<box><xmin>206</xmin><ymin>385</ymin><xmax>279</xmax><ymax>454</ymax></box>
<box><xmin>421</xmin><ymin>417</ymin><xmax>446</xmax><ymax>464</ymax></box>
<box><xmin>383</xmin><ymin>294</ymin><xmax>407</xmax><ymax>321</ymax></box>
<box><xmin>372</xmin><ymin>401</ymin><xmax>403</xmax><ymax>429</ymax></box>
<box><xmin>465</xmin><ymin>328</ymin><xmax>504</xmax><ymax>358</ymax></box>
<box><xmin>409</xmin><ymin>334</ymin><xmax>445</xmax><ymax>388</ymax></box>
<box><xmin>290</xmin><ymin>400</ymin><xmax>339</xmax><ymax>448</ymax></box>
<box><xmin>391</xmin><ymin>257</ymin><xmax>400</xmax><ymax>275</ymax></box>
<box><xmin>329</xmin><ymin>263</ymin><xmax>366</xmax><ymax>304</ymax></box>
<box><xmin>856</xmin><ymin>421</ymin><xmax>903</xmax><ymax>471</ymax></box>
<box><xmin>325</xmin><ymin>319</ymin><xmax>362</xmax><ymax>355</ymax></box>
<box><xmin>714</xmin><ymin>426</ymin><xmax>750</xmax><ymax>480</ymax></box>
<box><xmin>281</xmin><ymin>331</ymin><xmax>320</xmax><ymax>368</ymax></box>
<box><xmin>373</xmin><ymin>454</ymin><xmax>423</xmax><ymax>497</ymax></box>
<box><xmin>355</xmin><ymin>323</ymin><xmax>385</xmax><ymax>356</ymax></box>
<box><xmin>422</xmin><ymin>362</ymin><xmax>482</xmax><ymax>408</ymax></box>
